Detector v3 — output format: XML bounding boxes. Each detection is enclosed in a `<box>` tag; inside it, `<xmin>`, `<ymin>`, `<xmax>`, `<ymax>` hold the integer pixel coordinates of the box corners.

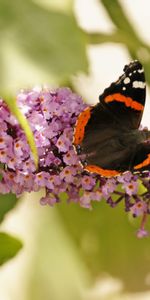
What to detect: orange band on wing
<box><xmin>73</xmin><ymin>107</ymin><xmax>91</xmax><ymax>145</ymax></box>
<box><xmin>84</xmin><ymin>165</ymin><xmax>120</xmax><ymax>177</ymax></box>
<box><xmin>104</xmin><ymin>93</ymin><xmax>144</xmax><ymax>111</ymax></box>
<box><xmin>134</xmin><ymin>154</ymin><xmax>150</xmax><ymax>170</ymax></box>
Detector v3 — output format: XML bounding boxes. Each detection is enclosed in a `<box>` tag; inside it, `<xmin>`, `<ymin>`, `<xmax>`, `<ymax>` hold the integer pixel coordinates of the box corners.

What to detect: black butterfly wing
<box><xmin>80</xmin><ymin>104</ymin><xmax>138</xmax><ymax>176</ymax></box>
<box><xmin>132</xmin><ymin>142</ymin><xmax>150</xmax><ymax>172</ymax></box>
<box><xmin>99</xmin><ymin>60</ymin><xmax>146</xmax><ymax>129</ymax></box>
<box><xmin>73</xmin><ymin>60</ymin><xmax>148</xmax><ymax>176</ymax></box>
<box><xmin>82</xmin><ymin>114</ymin><xmax>150</xmax><ymax>175</ymax></box>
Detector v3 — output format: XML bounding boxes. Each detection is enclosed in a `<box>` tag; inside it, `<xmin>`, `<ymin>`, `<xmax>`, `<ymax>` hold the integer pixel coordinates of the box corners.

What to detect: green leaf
<box><xmin>0</xmin><ymin>193</ymin><xmax>18</xmax><ymax>223</ymax></box>
<box><xmin>0</xmin><ymin>0</ymin><xmax>88</xmax><ymax>88</ymax></box>
<box><xmin>57</xmin><ymin>200</ymin><xmax>150</xmax><ymax>292</ymax></box>
<box><xmin>138</xmin><ymin>180</ymin><xmax>147</xmax><ymax>195</ymax></box>
<box><xmin>2</xmin><ymin>96</ymin><xmax>38</xmax><ymax>167</ymax></box>
<box><xmin>0</xmin><ymin>232</ymin><xmax>23</xmax><ymax>266</ymax></box>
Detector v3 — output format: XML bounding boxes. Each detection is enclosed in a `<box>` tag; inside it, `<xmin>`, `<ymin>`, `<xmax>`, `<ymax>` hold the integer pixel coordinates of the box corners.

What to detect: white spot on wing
<box><xmin>124</xmin><ymin>77</ymin><xmax>130</xmax><ymax>84</ymax></box>
<box><xmin>138</xmin><ymin>68</ymin><xmax>144</xmax><ymax>73</ymax></box>
<box><xmin>133</xmin><ymin>81</ymin><xmax>146</xmax><ymax>89</ymax></box>
<box><xmin>122</xmin><ymin>86</ymin><xmax>126</xmax><ymax>90</ymax></box>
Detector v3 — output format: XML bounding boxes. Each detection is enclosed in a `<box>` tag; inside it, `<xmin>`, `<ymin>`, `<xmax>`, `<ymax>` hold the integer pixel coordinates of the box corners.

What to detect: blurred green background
<box><xmin>0</xmin><ymin>1</ymin><xmax>150</xmax><ymax>299</ymax></box>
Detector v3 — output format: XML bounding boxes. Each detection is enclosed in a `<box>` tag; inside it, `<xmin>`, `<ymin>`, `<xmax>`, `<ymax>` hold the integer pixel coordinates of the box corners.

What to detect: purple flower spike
<box><xmin>0</xmin><ymin>87</ymin><xmax>150</xmax><ymax>237</ymax></box>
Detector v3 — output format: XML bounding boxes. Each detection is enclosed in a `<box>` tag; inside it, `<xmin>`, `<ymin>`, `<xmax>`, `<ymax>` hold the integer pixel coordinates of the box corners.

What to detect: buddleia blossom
<box><xmin>0</xmin><ymin>87</ymin><xmax>150</xmax><ymax>237</ymax></box>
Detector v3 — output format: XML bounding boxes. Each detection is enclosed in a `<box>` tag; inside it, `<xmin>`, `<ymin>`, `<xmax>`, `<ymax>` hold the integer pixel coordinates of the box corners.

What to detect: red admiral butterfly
<box><xmin>73</xmin><ymin>60</ymin><xmax>150</xmax><ymax>177</ymax></box>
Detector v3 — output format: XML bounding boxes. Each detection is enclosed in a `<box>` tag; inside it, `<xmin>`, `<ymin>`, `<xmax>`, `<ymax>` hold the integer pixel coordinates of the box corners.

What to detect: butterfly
<box><xmin>73</xmin><ymin>60</ymin><xmax>150</xmax><ymax>177</ymax></box>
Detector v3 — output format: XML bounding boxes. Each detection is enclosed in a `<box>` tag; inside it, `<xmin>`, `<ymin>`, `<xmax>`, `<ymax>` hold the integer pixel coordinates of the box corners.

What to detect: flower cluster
<box><xmin>0</xmin><ymin>87</ymin><xmax>150</xmax><ymax>237</ymax></box>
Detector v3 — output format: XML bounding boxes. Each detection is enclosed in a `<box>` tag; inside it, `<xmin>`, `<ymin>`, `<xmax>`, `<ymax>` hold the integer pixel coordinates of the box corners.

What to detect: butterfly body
<box><xmin>73</xmin><ymin>60</ymin><xmax>150</xmax><ymax>177</ymax></box>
